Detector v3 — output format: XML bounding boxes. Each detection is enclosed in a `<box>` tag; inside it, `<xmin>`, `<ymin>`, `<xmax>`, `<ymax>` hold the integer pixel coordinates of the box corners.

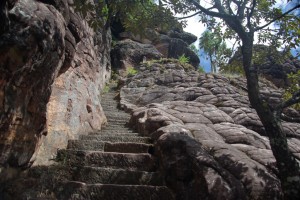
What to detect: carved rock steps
<box><xmin>55</xmin><ymin>87</ymin><xmax>174</xmax><ymax>199</ymax></box>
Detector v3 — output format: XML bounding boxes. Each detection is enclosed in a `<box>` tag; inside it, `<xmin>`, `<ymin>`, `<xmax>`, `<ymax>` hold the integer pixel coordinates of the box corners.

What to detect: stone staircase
<box><xmin>54</xmin><ymin>84</ymin><xmax>174</xmax><ymax>200</ymax></box>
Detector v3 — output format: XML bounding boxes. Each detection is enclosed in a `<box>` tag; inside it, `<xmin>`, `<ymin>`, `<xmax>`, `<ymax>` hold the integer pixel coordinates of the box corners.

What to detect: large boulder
<box><xmin>111</xmin><ymin>24</ymin><xmax>200</xmax><ymax>68</ymax></box>
<box><xmin>168</xmin><ymin>38</ymin><xmax>200</xmax><ymax>67</ymax></box>
<box><xmin>0</xmin><ymin>0</ymin><xmax>111</xmax><ymax>174</ymax></box>
<box><xmin>167</xmin><ymin>29</ymin><xmax>197</xmax><ymax>45</ymax></box>
<box><xmin>111</xmin><ymin>39</ymin><xmax>162</xmax><ymax>75</ymax></box>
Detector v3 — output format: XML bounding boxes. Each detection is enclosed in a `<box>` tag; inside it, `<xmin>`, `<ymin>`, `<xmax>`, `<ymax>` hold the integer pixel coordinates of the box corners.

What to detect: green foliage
<box><xmin>126</xmin><ymin>66</ymin><xmax>138</xmax><ymax>76</ymax></box>
<box><xmin>102</xmin><ymin>84</ymin><xmax>110</xmax><ymax>94</ymax></box>
<box><xmin>199</xmin><ymin>30</ymin><xmax>231</xmax><ymax>73</ymax></box>
<box><xmin>189</xmin><ymin>44</ymin><xmax>198</xmax><ymax>54</ymax></box>
<box><xmin>143</xmin><ymin>58</ymin><xmax>194</xmax><ymax>72</ymax></box>
<box><xmin>220</xmin><ymin>60</ymin><xmax>244</xmax><ymax>75</ymax></box>
<box><xmin>197</xmin><ymin>66</ymin><xmax>205</xmax><ymax>73</ymax></box>
<box><xmin>166</xmin><ymin>0</ymin><xmax>300</xmax><ymax>54</ymax></box>
<box><xmin>178</xmin><ymin>54</ymin><xmax>190</xmax><ymax>65</ymax></box>
<box><xmin>283</xmin><ymin>70</ymin><xmax>300</xmax><ymax>109</ymax></box>
<box><xmin>73</xmin><ymin>0</ymin><xmax>181</xmax><ymax>34</ymax></box>
<box><xmin>221</xmin><ymin>45</ymin><xmax>291</xmax><ymax>75</ymax></box>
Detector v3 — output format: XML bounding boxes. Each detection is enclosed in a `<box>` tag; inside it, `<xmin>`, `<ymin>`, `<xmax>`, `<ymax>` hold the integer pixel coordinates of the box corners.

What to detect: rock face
<box><xmin>0</xmin><ymin>0</ymin><xmax>111</xmax><ymax>171</ymax></box>
<box><xmin>111</xmin><ymin>39</ymin><xmax>162</xmax><ymax>75</ymax></box>
<box><xmin>111</xmin><ymin>28</ymin><xmax>200</xmax><ymax>71</ymax></box>
<box><xmin>120</xmin><ymin>61</ymin><xmax>300</xmax><ymax>199</ymax></box>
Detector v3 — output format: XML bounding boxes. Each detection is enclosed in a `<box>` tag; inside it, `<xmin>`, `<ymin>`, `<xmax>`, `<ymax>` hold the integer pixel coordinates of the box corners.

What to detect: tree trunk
<box><xmin>241</xmin><ymin>33</ymin><xmax>300</xmax><ymax>200</ymax></box>
<box><xmin>209</xmin><ymin>55</ymin><xmax>215</xmax><ymax>73</ymax></box>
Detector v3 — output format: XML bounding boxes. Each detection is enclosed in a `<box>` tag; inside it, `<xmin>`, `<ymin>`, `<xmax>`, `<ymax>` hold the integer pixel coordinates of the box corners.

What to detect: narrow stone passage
<box><xmin>56</xmin><ymin>84</ymin><xmax>174</xmax><ymax>199</ymax></box>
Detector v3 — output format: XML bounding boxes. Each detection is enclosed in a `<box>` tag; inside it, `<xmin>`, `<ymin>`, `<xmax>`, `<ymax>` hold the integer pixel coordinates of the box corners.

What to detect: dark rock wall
<box><xmin>0</xmin><ymin>0</ymin><xmax>111</xmax><ymax>171</ymax></box>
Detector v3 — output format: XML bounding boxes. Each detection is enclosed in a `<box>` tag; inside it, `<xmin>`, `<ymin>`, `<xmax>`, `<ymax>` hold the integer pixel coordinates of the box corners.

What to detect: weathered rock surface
<box><xmin>120</xmin><ymin>61</ymin><xmax>300</xmax><ymax>199</ymax></box>
<box><xmin>0</xmin><ymin>0</ymin><xmax>110</xmax><ymax>172</ymax></box>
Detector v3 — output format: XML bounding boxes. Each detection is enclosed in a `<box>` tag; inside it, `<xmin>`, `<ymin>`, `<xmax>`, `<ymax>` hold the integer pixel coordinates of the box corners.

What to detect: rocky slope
<box><xmin>0</xmin><ymin>0</ymin><xmax>110</xmax><ymax>173</ymax></box>
<box><xmin>120</xmin><ymin>60</ymin><xmax>300</xmax><ymax>199</ymax></box>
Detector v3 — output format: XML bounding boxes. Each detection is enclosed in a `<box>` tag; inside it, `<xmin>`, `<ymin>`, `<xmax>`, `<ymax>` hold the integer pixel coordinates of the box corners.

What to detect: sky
<box><xmin>183</xmin><ymin>17</ymin><xmax>211</xmax><ymax>72</ymax></box>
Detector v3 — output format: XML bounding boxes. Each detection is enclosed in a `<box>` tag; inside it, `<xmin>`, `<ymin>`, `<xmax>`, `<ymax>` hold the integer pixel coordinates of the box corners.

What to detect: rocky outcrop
<box><xmin>111</xmin><ymin>39</ymin><xmax>162</xmax><ymax>75</ymax></box>
<box><xmin>0</xmin><ymin>0</ymin><xmax>111</xmax><ymax>173</ymax></box>
<box><xmin>120</xmin><ymin>61</ymin><xmax>300</xmax><ymax>199</ymax></box>
<box><xmin>111</xmin><ymin>28</ymin><xmax>200</xmax><ymax>70</ymax></box>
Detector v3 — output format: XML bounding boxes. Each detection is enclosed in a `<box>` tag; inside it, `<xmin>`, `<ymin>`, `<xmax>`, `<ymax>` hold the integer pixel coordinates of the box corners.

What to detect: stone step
<box><xmin>106</xmin><ymin>118</ymin><xmax>130</xmax><ymax>122</ymax></box>
<box><xmin>107</xmin><ymin>119</ymin><xmax>129</xmax><ymax>127</ymax></box>
<box><xmin>101</xmin><ymin>127</ymin><xmax>132</xmax><ymax>130</ymax></box>
<box><xmin>99</xmin><ymin>131</ymin><xmax>137</xmax><ymax>136</ymax></box>
<box><xmin>106</xmin><ymin>122</ymin><xmax>129</xmax><ymax>125</ymax></box>
<box><xmin>101</xmin><ymin>100</ymin><xmax>117</xmax><ymax>102</ymax></box>
<box><xmin>68</xmin><ymin>140</ymin><xmax>152</xmax><ymax>153</ymax></box>
<box><xmin>101</xmin><ymin>103</ymin><xmax>118</xmax><ymax>106</ymax></box>
<box><xmin>57</xmin><ymin>182</ymin><xmax>174</xmax><ymax>200</ymax></box>
<box><xmin>68</xmin><ymin>140</ymin><xmax>105</xmax><ymax>151</ymax></box>
<box><xmin>101</xmin><ymin>101</ymin><xmax>119</xmax><ymax>104</ymax></box>
<box><xmin>104</xmin><ymin>142</ymin><xmax>153</xmax><ymax>154</ymax></box>
<box><xmin>56</xmin><ymin>150</ymin><xmax>157</xmax><ymax>171</ymax></box>
<box><xmin>101</xmin><ymin>104</ymin><xmax>119</xmax><ymax>107</ymax></box>
<box><xmin>100</xmin><ymin>130</ymin><xmax>137</xmax><ymax>135</ymax></box>
<box><xmin>81</xmin><ymin>133</ymin><xmax>139</xmax><ymax>137</ymax></box>
<box><xmin>79</xmin><ymin>135</ymin><xmax>151</xmax><ymax>143</ymax></box>
<box><xmin>89</xmin><ymin>130</ymin><xmax>136</xmax><ymax>135</ymax></box>
<box><xmin>101</xmin><ymin>93</ymin><xmax>117</xmax><ymax>97</ymax></box>
<box><xmin>73</xmin><ymin>167</ymin><xmax>163</xmax><ymax>185</ymax></box>
<box><xmin>107</xmin><ymin>119</ymin><xmax>130</xmax><ymax>123</ymax></box>
<box><xmin>101</xmin><ymin>104</ymin><xmax>119</xmax><ymax>108</ymax></box>
<box><xmin>106</xmin><ymin>115</ymin><xmax>130</xmax><ymax>120</ymax></box>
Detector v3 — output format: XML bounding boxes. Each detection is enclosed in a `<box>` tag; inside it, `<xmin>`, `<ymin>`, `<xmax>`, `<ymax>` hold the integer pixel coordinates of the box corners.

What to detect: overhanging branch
<box><xmin>189</xmin><ymin>0</ymin><xmax>235</xmax><ymax>19</ymax></box>
<box><xmin>255</xmin><ymin>4</ymin><xmax>300</xmax><ymax>31</ymax></box>
<box><xmin>176</xmin><ymin>11</ymin><xmax>201</xmax><ymax>20</ymax></box>
<box><xmin>275</xmin><ymin>90</ymin><xmax>300</xmax><ymax>117</ymax></box>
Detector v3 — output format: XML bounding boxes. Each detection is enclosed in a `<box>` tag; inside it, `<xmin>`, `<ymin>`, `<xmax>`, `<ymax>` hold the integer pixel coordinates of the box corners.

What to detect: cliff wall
<box><xmin>0</xmin><ymin>0</ymin><xmax>111</xmax><ymax>171</ymax></box>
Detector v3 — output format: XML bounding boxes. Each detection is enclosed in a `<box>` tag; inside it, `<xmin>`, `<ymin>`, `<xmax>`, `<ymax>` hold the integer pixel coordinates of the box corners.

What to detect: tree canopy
<box><xmin>73</xmin><ymin>0</ymin><xmax>181</xmax><ymax>33</ymax></box>
<box><xmin>199</xmin><ymin>29</ymin><xmax>231</xmax><ymax>72</ymax></box>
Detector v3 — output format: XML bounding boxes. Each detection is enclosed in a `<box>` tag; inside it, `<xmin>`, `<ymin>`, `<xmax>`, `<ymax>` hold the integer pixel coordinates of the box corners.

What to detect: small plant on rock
<box><xmin>126</xmin><ymin>66</ymin><xmax>138</xmax><ymax>77</ymax></box>
<box><xmin>178</xmin><ymin>54</ymin><xmax>190</xmax><ymax>65</ymax></box>
<box><xmin>102</xmin><ymin>85</ymin><xmax>110</xmax><ymax>94</ymax></box>
<box><xmin>283</xmin><ymin>70</ymin><xmax>300</xmax><ymax>110</ymax></box>
<box><xmin>197</xmin><ymin>66</ymin><xmax>205</xmax><ymax>73</ymax></box>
